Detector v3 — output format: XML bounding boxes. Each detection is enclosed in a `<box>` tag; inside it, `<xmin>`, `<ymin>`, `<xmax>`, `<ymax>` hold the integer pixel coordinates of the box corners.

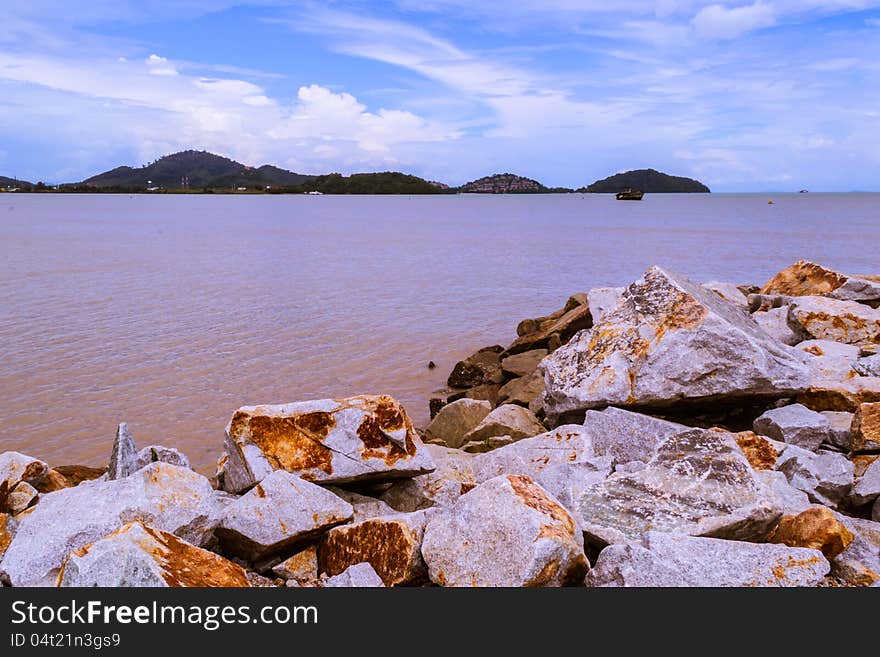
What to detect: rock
<box><xmin>796</xmin><ymin>340</ymin><xmax>860</xmax><ymax>382</ymax></box>
<box><xmin>855</xmin><ymin>354</ymin><xmax>880</xmax><ymax>377</ymax></box>
<box><xmin>798</xmin><ymin>377</ymin><xmax>880</xmax><ymax>412</ymax></box>
<box><xmin>53</xmin><ymin>465</ymin><xmax>106</xmax><ymax>486</ymax></box>
<box><xmin>0</xmin><ymin>452</ymin><xmax>49</xmax><ymax>495</ymax></box>
<box><xmin>821</xmin><ymin>411</ymin><xmax>854</xmax><ymax>450</ymax></box>
<box><xmin>57</xmin><ymin>521</ymin><xmax>250</xmax><ymax>587</ymax></box>
<box><xmin>324</xmin><ymin>487</ymin><xmax>396</xmax><ymax>521</ymax></box>
<box><xmin>508</xmin><ymin>304</ymin><xmax>592</xmax><ymax>355</ymax></box>
<box><xmin>271</xmin><ymin>545</ymin><xmax>318</xmax><ymax>584</ymax></box>
<box><xmin>850</xmin><ymin>457</ymin><xmax>880</xmax><ymax>506</ymax></box>
<box><xmin>461</xmin><ymin>404</ymin><xmax>546</xmax><ymax>448</ymax></box>
<box><xmin>216</xmin><ymin>471</ymin><xmax>353</xmax><ymax>561</ymax></box>
<box><xmin>830</xmin><ymin>516</ymin><xmax>880</xmax><ymax>586</ymax></box>
<box><xmin>587</xmin><ymin>287</ymin><xmax>625</xmax><ymax>324</ymax></box>
<box><xmin>133</xmin><ymin>446</ymin><xmax>191</xmax><ymax>471</ymax></box>
<box><xmin>462</xmin><ymin>435</ymin><xmax>516</xmax><ymax>453</ymax></box>
<box><xmin>734</xmin><ymin>431</ymin><xmax>779</xmax><ymax>470</ymax></box>
<box><xmin>577</xmin><ymin>428</ymin><xmax>782</xmax><ymax>545</ymax></box>
<box><xmin>108</xmin><ymin>422</ymin><xmax>138</xmax><ymax>480</ymax></box>
<box><xmin>753</xmin><ymin>403</ymin><xmax>830</xmax><ymax>451</ymax></box>
<box><xmin>702</xmin><ymin>281</ymin><xmax>749</xmax><ymax>308</ymax></box>
<box><xmin>423</xmin><ymin>399</ymin><xmax>492</xmax><ymax>448</ymax></box>
<box><xmin>8</xmin><ymin>482</ymin><xmax>37</xmax><ymax>515</ymax></box>
<box><xmin>776</xmin><ymin>445</ymin><xmax>854</xmax><ymax>508</ymax></box>
<box><xmin>874</xmin><ymin>499</ymin><xmax>880</xmax><ymax>522</ymax></box>
<box><xmin>222</xmin><ymin>395</ymin><xmax>435</xmax><ymax>493</ymax></box>
<box><xmin>852</xmin><ymin>402</ymin><xmax>880</xmax><ymax>451</ymax></box>
<box><xmin>542</xmin><ymin>266</ymin><xmax>810</xmax><ymax>423</ymax></box>
<box><xmin>755</xmin><ymin>470</ymin><xmax>813</xmax><ymax>514</ymax></box>
<box><xmin>787</xmin><ymin>296</ymin><xmax>880</xmax><ymax>349</ymax></box>
<box><xmin>471</xmin><ymin>425</ymin><xmax>612</xmax><ymax>510</ymax></box>
<box><xmin>761</xmin><ymin>260</ymin><xmax>880</xmax><ymax>303</ymax></box>
<box><xmin>501</xmin><ymin>349</ymin><xmax>548</xmax><ymax>378</ymax></box>
<box><xmin>753</xmin><ymin>308</ymin><xmax>800</xmax><ymax>345</ymax></box>
<box><xmin>498</xmin><ymin>370</ymin><xmax>545</xmax><ymax>407</ymax></box>
<box><xmin>429</xmin><ymin>397</ymin><xmax>446</xmax><ymax>419</ymax></box>
<box><xmin>318</xmin><ymin>511</ymin><xmax>430</xmax><ymax>586</ymax></box>
<box><xmin>768</xmin><ymin>507</ymin><xmax>854</xmax><ymax>559</ymax></box>
<box><xmin>446</xmin><ymin>383</ymin><xmax>502</xmax><ymax>408</ymax></box>
<box><xmin>323</xmin><ymin>562</ymin><xmax>385</xmax><ymax>588</ymax></box>
<box><xmin>852</xmin><ymin>454</ymin><xmax>879</xmax><ymax>479</ymax></box>
<box><xmin>0</xmin><ymin>514</ymin><xmax>12</xmax><ymax>560</ymax></box>
<box><xmin>582</xmin><ymin>407</ymin><xmax>688</xmax><ymax>466</ymax></box>
<box><xmin>0</xmin><ymin>463</ymin><xmax>221</xmax><ymax>586</ymax></box>
<box><xmin>447</xmin><ymin>349</ymin><xmax>504</xmax><ymax>388</ymax></box>
<box><xmin>380</xmin><ymin>445</ymin><xmax>475</xmax><ymax>513</ymax></box>
<box><xmin>585</xmin><ymin>531</ymin><xmax>828</xmax><ymax>587</ymax></box>
<box><xmin>421</xmin><ymin>475</ymin><xmax>588</xmax><ymax>587</ymax></box>
<box><xmin>34</xmin><ymin>470</ymin><xmax>71</xmax><ymax>494</ymax></box>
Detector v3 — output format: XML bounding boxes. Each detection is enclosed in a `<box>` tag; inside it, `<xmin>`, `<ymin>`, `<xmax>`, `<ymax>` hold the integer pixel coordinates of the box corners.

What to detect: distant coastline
<box><xmin>0</xmin><ymin>150</ymin><xmax>709</xmax><ymax>195</ymax></box>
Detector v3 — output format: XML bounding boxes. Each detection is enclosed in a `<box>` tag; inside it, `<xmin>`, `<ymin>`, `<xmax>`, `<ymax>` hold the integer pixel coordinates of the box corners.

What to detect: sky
<box><xmin>1</xmin><ymin>1</ymin><xmax>879</xmax><ymax>190</ymax></box>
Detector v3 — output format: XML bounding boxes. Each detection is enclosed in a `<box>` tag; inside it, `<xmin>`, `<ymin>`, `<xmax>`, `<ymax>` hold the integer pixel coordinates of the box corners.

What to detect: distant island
<box><xmin>582</xmin><ymin>168</ymin><xmax>710</xmax><ymax>193</ymax></box>
<box><xmin>0</xmin><ymin>151</ymin><xmax>710</xmax><ymax>195</ymax></box>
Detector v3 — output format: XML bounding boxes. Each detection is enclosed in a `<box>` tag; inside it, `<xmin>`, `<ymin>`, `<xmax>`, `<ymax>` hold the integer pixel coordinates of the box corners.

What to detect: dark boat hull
<box><xmin>616</xmin><ymin>190</ymin><xmax>644</xmax><ymax>200</ymax></box>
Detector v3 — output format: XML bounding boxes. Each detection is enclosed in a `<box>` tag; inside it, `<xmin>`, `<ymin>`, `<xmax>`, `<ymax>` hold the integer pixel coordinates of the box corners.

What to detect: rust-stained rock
<box><xmin>0</xmin><ymin>514</ymin><xmax>12</xmax><ymax>560</ymax></box>
<box><xmin>787</xmin><ymin>296</ymin><xmax>880</xmax><ymax>349</ymax></box>
<box><xmin>271</xmin><ymin>545</ymin><xmax>318</xmax><ymax>584</ymax></box>
<box><xmin>768</xmin><ymin>507</ymin><xmax>854</xmax><ymax>559</ymax></box>
<box><xmin>57</xmin><ymin>521</ymin><xmax>250</xmax><ymax>587</ymax></box>
<box><xmin>735</xmin><ymin>431</ymin><xmax>779</xmax><ymax>470</ymax></box>
<box><xmin>831</xmin><ymin>516</ymin><xmax>880</xmax><ymax>586</ymax></box>
<box><xmin>222</xmin><ymin>395</ymin><xmax>435</xmax><ymax>493</ymax></box>
<box><xmin>577</xmin><ymin>428</ymin><xmax>782</xmax><ymax>545</ymax></box>
<box><xmin>318</xmin><ymin>512</ymin><xmax>430</xmax><ymax>586</ymax></box>
<box><xmin>53</xmin><ymin>465</ymin><xmax>107</xmax><ymax>486</ymax></box>
<box><xmin>447</xmin><ymin>349</ymin><xmax>504</xmax><ymax>388</ymax></box>
<box><xmin>508</xmin><ymin>303</ymin><xmax>592</xmax><ymax>355</ymax></box>
<box><xmin>421</xmin><ymin>474</ymin><xmax>588</xmax><ymax>587</ymax></box>
<box><xmin>0</xmin><ymin>452</ymin><xmax>49</xmax><ymax>494</ymax></box>
<box><xmin>217</xmin><ymin>470</ymin><xmax>353</xmax><ymax>561</ymax></box>
<box><xmin>501</xmin><ymin>349</ymin><xmax>548</xmax><ymax>378</ymax></box>
<box><xmin>852</xmin><ymin>401</ymin><xmax>880</xmax><ymax>452</ymax></box>
<box><xmin>586</xmin><ymin>531</ymin><xmax>829</xmax><ymax>587</ymax></box>
<box><xmin>0</xmin><ymin>463</ymin><xmax>222</xmax><ymax>586</ymax></box>
<box><xmin>761</xmin><ymin>260</ymin><xmax>880</xmax><ymax>303</ymax></box>
<box><xmin>541</xmin><ymin>266</ymin><xmax>810</xmax><ymax>424</ymax></box>
<box><xmin>34</xmin><ymin>470</ymin><xmax>71</xmax><ymax>494</ymax></box>
<box><xmin>423</xmin><ymin>398</ymin><xmax>492</xmax><ymax>449</ymax></box>
<box><xmin>8</xmin><ymin>482</ymin><xmax>38</xmax><ymax>515</ymax></box>
<box><xmin>798</xmin><ymin>377</ymin><xmax>880</xmax><ymax>412</ymax></box>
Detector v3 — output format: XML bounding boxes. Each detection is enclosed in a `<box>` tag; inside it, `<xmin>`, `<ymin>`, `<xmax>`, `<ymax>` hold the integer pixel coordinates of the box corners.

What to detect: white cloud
<box><xmin>146</xmin><ymin>54</ymin><xmax>178</xmax><ymax>76</ymax></box>
<box><xmin>692</xmin><ymin>3</ymin><xmax>776</xmax><ymax>40</ymax></box>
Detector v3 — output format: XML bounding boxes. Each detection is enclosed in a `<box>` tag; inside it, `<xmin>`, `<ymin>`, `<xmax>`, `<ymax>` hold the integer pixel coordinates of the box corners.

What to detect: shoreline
<box><xmin>2</xmin><ymin>259</ymin><xmax>879</xmax><ymax>587</ymax></box>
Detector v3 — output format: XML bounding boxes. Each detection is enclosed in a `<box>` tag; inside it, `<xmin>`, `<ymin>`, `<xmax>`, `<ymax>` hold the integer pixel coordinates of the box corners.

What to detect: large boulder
<box><xmin>796</xmin><ymin>340</ymin><xmax>860</xmax><ymax>382</ymax></box>
<box><xmin>775</xmin><ymin>445</ymin><xmax>854</xmax><ymax>508</ymax></box>
<box><xmin>585</xmin><ymin>532</ymin><xmax>829</xmax><ymax>587</ymax></box>
<box><xmin>581</xmin><ymin>407</ymin><xmax>688</xmax><ymax>466</ymax></box>
<box><xmin>767</xmin><ymin>507</ymin><xmax>854</xmax><ymax>559</ymax></box>
<box><xmin>471</xmin><ymin>425</ymin><xmax>612</xmax><ymax>510</ymax></box>
<box><xmin>216</xmin><ymin>470</ymin><xmax>353</xmax><ymax>561</ymax></box>
<box><xmin>0</xmin><ymin>463</ymin><xmax>222</xmax><ymax>586</ymax></box>
<box><xmin>57</xmin><ymin>522</ymin><xmax>250</xmax><ymax>587</ymax></box>
<box><xmin>501</xmin><ymin>349</ymin><xmax>548</xmax><ymax>378</ymax></box>
<box><xmin>787</xmin><ymin>296</ymin><xmax>880</xmax><ymax>349</ymax></box>
<box><xmin>576</xmin><ymin>428</ymin><xmax>782</xmax><ymax>545</ymax></box>
<box><xmin>421</xmin><ymin>475</ymin><xmax>588</xmax><ymax>587</ymax></box>
<box><xmin>798</xmin><ymin>377</ymin><xmax>880</xmax><ymax>412</ymax></box>
<box><xmin>830</xmin><ymin>516</ymin><xmax>880</xmax><ymax>586</ymax></box>
<box><xmin>221</xmin><ymin>395</ymin><xmax>435</xmax><ymax>493</ymax></box>
<box><xmin>852</xmin><ymin>402</ymin><xmax>880</xmax><ymax>451</ymax></box>
<box><xmin>460</xmin><ymin>404</ymin><xmax>546</xmax><ymax>448</ymax></box>
<box><xmin>542</xmin><ymin>266</ymin><xmax>810</xmax><ymax>424</ymax></box>
<box><xmin>498</xmin><ymin>370</ymin><xmax>545</xmax><ymax>407</ymax></box>
<box><xmin>423</xmin><ymin>399</ymin><xmax>492</xmax><ymax>448</ymax></box>
<box><xmin>753</xmin><ymin>403</ymin><xmax>830</xmax><ymax>451</ymax></box>
<box><xmin>318</xmin><ymin>512</ymin><xmax>430</xmax><ymax>586</ymax></box>
<box><xmin>447</xmin><ymin>347</ymin><xmax>504</xmax><ymax>388</ymax></box>
<box><xmin>761</xmin><ymin>260</ymin><xmax>880</xmax><ymax>303</ymax></box>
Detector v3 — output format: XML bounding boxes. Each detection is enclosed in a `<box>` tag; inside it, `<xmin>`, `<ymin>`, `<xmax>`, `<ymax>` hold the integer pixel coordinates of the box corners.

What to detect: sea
<box><xmin>1</xmin><ymin>192</ymin><xmax>877</xmax><ymax>472</ymax></box>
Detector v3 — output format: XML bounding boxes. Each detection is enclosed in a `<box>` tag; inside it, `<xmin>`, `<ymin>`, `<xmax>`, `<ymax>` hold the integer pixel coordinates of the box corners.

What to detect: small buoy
<box><xmin>767</xmin><ymin>200</ymin><xmax>774</xmax><ymax>204</ymax></box>
<box><xmin>427</xmin><ymin>361</ymin><xmax>436</xmax><ymax>370</ymax></box>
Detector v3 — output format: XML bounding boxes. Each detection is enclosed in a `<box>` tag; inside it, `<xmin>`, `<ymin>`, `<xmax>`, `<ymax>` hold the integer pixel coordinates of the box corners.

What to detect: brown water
<box><xmin>1</xmin><ymin>192</ymin><xmax>877</xmax><ymax>472</ymax></box>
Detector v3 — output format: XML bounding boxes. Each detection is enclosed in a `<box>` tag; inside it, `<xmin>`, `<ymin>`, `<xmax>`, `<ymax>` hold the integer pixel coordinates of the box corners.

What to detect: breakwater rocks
<box><xmin>2</xmin><ymin>260</ymin><xmax>879</xmax><ymax>588</ymax></box>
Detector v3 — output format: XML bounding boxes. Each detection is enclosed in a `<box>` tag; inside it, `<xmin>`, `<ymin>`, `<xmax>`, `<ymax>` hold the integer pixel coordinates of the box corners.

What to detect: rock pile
<box><xmin>2</xmin><ymin>260</ymin><xmax>878</xmax><ymax>588</ymax></box>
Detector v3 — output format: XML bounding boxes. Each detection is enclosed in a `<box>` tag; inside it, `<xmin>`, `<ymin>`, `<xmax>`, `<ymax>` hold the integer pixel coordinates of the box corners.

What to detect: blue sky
<box><xmin>1</xmin><ymin>1</ymin><xmax>879</xmax><ymax>190</ymax></box>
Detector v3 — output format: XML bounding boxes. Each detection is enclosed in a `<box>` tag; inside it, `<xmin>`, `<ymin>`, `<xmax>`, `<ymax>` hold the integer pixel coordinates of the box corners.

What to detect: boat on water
<box><xmin>616</xmin><ymin>187</ymin><xmax>644</xmax><ymax>200</ymax></box>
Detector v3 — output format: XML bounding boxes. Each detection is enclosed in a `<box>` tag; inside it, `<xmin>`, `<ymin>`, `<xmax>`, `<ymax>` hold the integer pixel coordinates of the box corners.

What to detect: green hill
<box><xmin>584</xmin><ymin>168</ymin><xmax>709</xmax><ymax>193</ymax></box>
<box><xmin>303</xmin><ymin>172</ymin><xmax>448</xmax><ymax>194</ymax></box>
<box><xmin>0</xmin><ymin>176</ymin><xmax>32</xmax><ymax>188</ymax></box>
<box><xmin>459</xmin><ymin>173</ymin><xmax>546</xmax><ymax>193</ymax></box>
<box><xmin>82</xmin><ymin>150</ymin><xmax>312</xmax><ymax>189</ymax></box>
